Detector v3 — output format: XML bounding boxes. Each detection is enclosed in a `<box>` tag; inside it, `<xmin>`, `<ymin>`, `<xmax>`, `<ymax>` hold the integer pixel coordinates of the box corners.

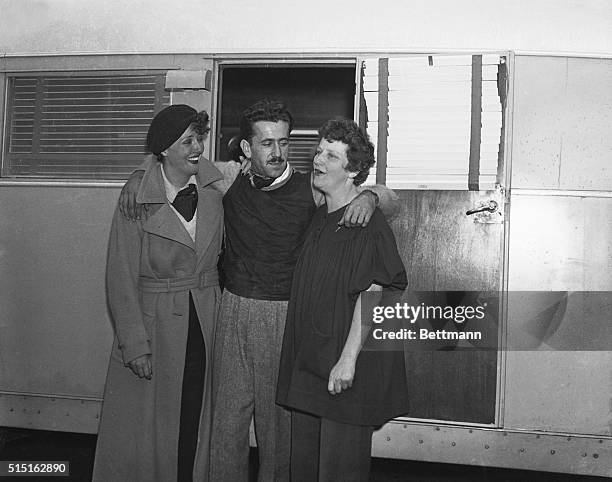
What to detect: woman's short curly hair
<box><xmin>239</xmin><ymin>99</ymin><xmax>294</xmax><ymax>143</ymax></box>
<box><xmin>318</xmin><ymin>118</ymin><xmax>375</xmax><ymax>186</ymax></box>
<box><xmin>193</xmin><ymin>110</ymin><xmax>211</xmax><ymax>135</ymax></box>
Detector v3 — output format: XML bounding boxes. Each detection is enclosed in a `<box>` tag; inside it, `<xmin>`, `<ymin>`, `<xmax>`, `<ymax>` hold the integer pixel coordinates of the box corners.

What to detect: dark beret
<box><xmin>146</xmin><ymin>104</ymin><xmax>198</xmax><ymax>155</ymax></box>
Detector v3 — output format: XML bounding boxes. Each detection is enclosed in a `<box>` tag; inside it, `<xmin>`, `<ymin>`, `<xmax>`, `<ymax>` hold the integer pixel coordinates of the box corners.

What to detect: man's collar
<box><xmin>248</xmin><ymin>162</ymin><xmax>294</xmax><ymax>191</ymax></box>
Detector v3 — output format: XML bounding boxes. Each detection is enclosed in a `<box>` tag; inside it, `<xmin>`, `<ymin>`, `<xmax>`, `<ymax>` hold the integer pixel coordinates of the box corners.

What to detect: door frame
<box><xmin>211</xmin><ymin>52</ymin><xmax>513</xmax><ymax>429</ymax></box>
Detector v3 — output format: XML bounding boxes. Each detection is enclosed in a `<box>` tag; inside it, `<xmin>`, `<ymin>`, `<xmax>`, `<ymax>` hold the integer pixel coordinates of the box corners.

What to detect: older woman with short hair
<box><xmin>277</xmin><ymin>118</ymin><xmax>409</xmax><ymax>482</ymax></box>
<box><xmin>94</xmin><ymin>105</ymin><xmax>224</xmax><ymax>482</ymax></box>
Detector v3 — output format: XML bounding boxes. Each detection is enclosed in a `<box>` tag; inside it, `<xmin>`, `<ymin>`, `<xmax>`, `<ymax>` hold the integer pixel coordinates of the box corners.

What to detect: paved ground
<box><xmin>0</xmin><ymin>428</ymin><xmax>607</xmax><ymax>481</ymax></box>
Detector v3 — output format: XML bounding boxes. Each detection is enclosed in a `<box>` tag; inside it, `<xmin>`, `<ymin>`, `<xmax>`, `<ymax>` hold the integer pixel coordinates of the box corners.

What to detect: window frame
<box><xmin>210</xmin><ymin>58</ymin><xmax>359</xmax><ymax>170</ymax></box>
<box><xmin>0</xmin><ymin>54</ymin><xmax>213</xmax><ymax>183</ymax></box>
<box><xmin>2</xmin><ymin>69</ymin><xmax>169</xmax><ymax>180</ymax></box>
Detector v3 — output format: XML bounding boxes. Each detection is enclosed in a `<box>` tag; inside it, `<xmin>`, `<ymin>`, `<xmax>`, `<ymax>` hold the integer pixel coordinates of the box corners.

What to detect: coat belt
<box><xmin>138</xmin><ymin>269</ymin><xmax>219</xmax><ymax>293</ymax></box>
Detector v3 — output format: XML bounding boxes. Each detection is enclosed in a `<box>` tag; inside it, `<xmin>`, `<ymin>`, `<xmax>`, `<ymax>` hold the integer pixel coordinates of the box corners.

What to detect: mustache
<box><xmin>268</xmin><ymin>156</ymin><xmax>285</xmax><ymax>163</ymax></box>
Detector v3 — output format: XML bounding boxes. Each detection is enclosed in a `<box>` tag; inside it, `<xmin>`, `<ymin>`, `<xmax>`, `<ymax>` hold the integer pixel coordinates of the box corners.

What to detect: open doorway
<box><xmin>215</xmin><ymin>64</ymin><xmax>356</xmax><ymax>171</ymax></box>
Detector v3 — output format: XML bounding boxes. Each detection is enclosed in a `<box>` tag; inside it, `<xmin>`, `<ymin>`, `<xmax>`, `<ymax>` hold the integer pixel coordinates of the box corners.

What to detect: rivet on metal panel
<box><xmin>593</xmin><ymin>454</ymin><xmax>599</xmax><ymax>459</ymax></box>
<box><xmin>566</xmin><ymin>437</ymin><xmax>571</xmax><ymax>441</ymax></box>
<box><xmin>469</xmin><ymin>429</ymin><xmax>473</xmax><ymax>433</ymax></box>
<box><xmin>403</xmin><ymin>424</ymin><xmax>407</xmax><ymax>429</ymax></box>
<box><xmin>484</xmin><ymin>445</ymin><xmax>489</xmax><ymax>449</ymax></box>
<box><xmin>550</xmin><ymin>450</ymin><xmax>556</xmax><ymax>455</ymax></box>
<box><xmin>419</xmin><ymin>440</ymin><xmax>424</xmax><ymax>444</ymax></box>
<box><xmin>582</xmin><ymin>453</ymin><xmax>588</xmax><ymax>457</ymax></box>
<box><xmin>435</xmin><ymin>427</ymin><xmax>440</xmax><ymax>431</ymax></box>
<box><xmin>520</xmin><ymin>448</ymin><xmax>525</xmax><ymax>453</ymax></box>
<box><xmin>451</xmin><ymin>442</ymin><xmax>456</xmax><ymax>447</ymax></box>
<box><xmin>386</xmin><ymin>437</ymin><xmax>391</xmax><ymax>442</ymax></box>
<box><xmin>9</xmin><ymin>408</ymin><xmax>13</xmax><ymax>412</ymax></box>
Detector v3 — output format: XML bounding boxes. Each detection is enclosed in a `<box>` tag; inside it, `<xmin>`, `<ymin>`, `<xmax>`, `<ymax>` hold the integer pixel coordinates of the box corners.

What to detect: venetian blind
<box><xmin>288</xmin><ymin>130</ymin><xmax>319</xmax><ymax>173</ymax></box>
<box><xmin>4</xmin><ymin>73</ymin><xmax>169</xmax><ymax>179</ymax></box>
<box><xmin>363</xmin><ymin>55</ymin><xmax>504</xmax><ymax>190</ymax></box>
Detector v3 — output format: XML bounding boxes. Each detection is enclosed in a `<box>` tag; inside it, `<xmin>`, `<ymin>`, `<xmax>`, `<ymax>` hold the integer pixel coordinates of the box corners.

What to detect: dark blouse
<box><xmin>276</xmin><ymin>204</ymin><xmax>409</xmax><ymax>426</ymax></box>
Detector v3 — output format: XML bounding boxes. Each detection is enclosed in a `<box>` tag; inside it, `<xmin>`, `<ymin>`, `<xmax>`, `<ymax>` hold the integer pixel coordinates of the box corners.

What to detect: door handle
<box><xmin>466</xmin><ymin>200</ymin><xmax>498</xmax><ymax>216</ymax></box>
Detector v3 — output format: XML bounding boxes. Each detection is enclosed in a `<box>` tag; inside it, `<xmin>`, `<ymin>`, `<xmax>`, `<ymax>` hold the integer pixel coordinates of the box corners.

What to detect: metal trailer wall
<box><xmin>0</xmin><ymin>184</ymin><xmax>117</xmax><ymax>433</ymax></box>
<box><xmin>504</xmin><ymin>57</ymin><xmax>612</xmax><ymax>436</ymax></box>
<box><xmin>372</xmin><ymin>55</ymin><xmax>612</xmax><ymax>478</ymax></box>
<box><xmin>1</xmin><ymin>1</ymin><xmax>612</xmax><ymax>477</ymax></box>
<box><xmin>0</xmin><ymin>52</ymin><xmax>611</xmax><ymax>478</ymax></box>
<box><xmin>0</xmin><ymin>54</ymin><xmax>215</xmax><ymax>433</ymax></box>
<box><xmin>1</xmin><ymin>0</ymin><xmax>612</xmax><ymax>57</ymax></box>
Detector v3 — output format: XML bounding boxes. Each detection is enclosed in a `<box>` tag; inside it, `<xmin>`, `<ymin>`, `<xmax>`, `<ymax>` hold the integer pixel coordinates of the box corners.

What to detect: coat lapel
<box><xmin>194</xmin><ymin>159</ymin><xmax>224</xmax><ymax>263</ymax></box>
<box><xmin>144</xmin><ymin>204</ymin><xmax>196</xmax><ymax>250</ymax></box>
<box><xmin>138</xmin><ymin>162</ymin><xmax>196</xmax><ymax>250</ymax></box>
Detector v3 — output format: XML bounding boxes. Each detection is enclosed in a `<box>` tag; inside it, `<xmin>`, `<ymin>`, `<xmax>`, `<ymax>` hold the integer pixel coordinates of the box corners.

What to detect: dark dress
<box><xmin>276</xmin><ymin>205</ymin><xmax>409</xmax><ymax>427</ymax></box>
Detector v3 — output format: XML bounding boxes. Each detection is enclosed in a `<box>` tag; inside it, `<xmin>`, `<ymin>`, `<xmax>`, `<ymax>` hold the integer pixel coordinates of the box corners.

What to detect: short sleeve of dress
<box><xmin>348</xmin><ymin>210</ymin><xmax>408</xmax><ymax>296</ymax></box>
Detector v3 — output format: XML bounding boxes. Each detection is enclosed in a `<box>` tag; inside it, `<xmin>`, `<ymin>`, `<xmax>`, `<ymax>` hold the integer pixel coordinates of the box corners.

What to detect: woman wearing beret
<box><xmin>93</xmin><ymin>105</ymin><xmax>224</xmax><ymax>482</ymax></box>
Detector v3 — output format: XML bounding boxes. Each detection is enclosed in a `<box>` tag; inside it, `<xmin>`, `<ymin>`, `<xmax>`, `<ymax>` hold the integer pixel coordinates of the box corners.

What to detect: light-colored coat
<box><xmin>93</xmin><ymin>159</ymin><xmax>224</xmax><ymax>482</ymax></box>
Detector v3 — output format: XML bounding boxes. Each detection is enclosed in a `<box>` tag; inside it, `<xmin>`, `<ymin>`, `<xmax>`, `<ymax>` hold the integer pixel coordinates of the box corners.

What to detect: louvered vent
<box><xmin>4</xmin><ymin>74</ymin><xmax>169</xmax><ymax>179</ymax></box>
<box><xmin>288</xmin><ymin>132</ymin><xmax>318</xmax><ymax>173</ymax></box>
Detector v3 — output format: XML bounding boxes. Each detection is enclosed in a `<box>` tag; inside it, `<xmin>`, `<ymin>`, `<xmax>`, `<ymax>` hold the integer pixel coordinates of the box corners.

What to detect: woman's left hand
<box><xmin>328</xmin><ymin>356</ymin><xmax>356</xmax><ymax>395</ymax></box>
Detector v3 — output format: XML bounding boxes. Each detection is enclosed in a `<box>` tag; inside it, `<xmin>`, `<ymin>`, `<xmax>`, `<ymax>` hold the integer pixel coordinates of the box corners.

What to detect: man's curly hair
<box><xmin>318</xmin><ymin>118</ymin><xmax>375</xmax><ymax>186</ymax></box>
<box><xmin>239</xmin><ymin>99</ymin><xmax>294</xmax><ymax>143</ymax></box>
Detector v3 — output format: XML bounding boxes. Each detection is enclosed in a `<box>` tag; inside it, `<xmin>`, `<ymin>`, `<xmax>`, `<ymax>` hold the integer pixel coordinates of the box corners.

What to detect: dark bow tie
<box><xmin>172</xmin><ymin>184</ymin><xmax>198</xmax><ymax>221</ymax></box>
<box><xmin>248</xmin><ymin>171</ymin><xmax>275</xmax><ymax>189</ymax></box>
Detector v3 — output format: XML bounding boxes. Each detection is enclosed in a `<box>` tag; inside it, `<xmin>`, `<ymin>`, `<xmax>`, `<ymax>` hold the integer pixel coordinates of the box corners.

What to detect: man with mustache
<box><xmin>120</xmin><ymin>99</ymin><xmax>398</xmax><ymax>481</ymax></box>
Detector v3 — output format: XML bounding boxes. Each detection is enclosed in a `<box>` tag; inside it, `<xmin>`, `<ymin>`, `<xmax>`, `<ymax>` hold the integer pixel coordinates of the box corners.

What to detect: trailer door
<box><xmin>361</xmin><ymin>54</ymin><xmax>509</xmax><ymax>425</ymax></box>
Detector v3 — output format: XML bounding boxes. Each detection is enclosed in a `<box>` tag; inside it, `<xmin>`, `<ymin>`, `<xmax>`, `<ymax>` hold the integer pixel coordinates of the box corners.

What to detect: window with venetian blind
<box><xmin>3</xmin><ymin>72</ymin><xmax>169</xmax><ymax>179</ymax></box>
<box><xmin>361</xmin><ymin>54</ymin><xmax>506</xmax><ymax>190</ymax></box>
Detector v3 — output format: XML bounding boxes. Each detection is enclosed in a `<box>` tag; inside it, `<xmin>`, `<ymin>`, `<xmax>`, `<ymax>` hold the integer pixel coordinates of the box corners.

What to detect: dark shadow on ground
<box><xmin>0</xmin><ymin>428</ymin><xmax>607</xmax><ymax>481</ymax></box>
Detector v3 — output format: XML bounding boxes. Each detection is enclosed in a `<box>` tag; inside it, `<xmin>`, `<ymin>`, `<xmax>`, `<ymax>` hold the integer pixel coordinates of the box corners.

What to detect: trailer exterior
<box><xmin>1</xmin><ymin>1</ymin><xmax>611</xmax><ymax>478</ymax></box>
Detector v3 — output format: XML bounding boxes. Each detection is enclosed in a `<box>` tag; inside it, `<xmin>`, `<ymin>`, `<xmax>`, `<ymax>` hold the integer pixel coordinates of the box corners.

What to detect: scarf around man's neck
<box><xmin>247</xmin><ymin>162</ymin><xmax>294</xmax><ymax>191</ymax></box>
